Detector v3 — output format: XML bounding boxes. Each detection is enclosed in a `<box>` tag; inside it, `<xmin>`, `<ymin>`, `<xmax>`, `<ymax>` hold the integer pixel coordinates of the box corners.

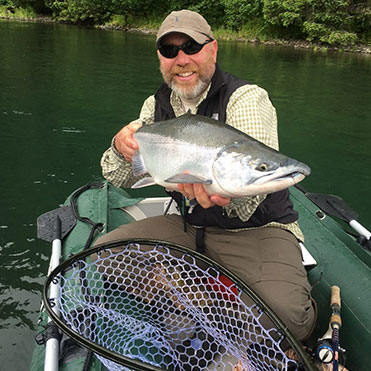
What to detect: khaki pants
<box><xmin>95</xmin><ymin>214</ymin><xmax>315</xmax><ymax>341</ymax></box>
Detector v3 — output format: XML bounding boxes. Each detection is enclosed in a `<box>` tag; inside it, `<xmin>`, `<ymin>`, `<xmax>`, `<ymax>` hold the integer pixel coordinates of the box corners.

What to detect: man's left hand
<box><xmin>177</xmin><ymin>183</ymin><xmax>230</xmax><ymax>209</ymax></box>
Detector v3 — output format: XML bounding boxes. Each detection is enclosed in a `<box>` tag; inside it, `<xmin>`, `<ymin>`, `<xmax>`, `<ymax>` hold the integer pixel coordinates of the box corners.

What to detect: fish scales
<box><xmin>132</xmin><ymin>112</ymin><xmax>311</xmax><ymax>197</ymax></box>
<box><xmin>139</xmin><ymin>113</ymin><xmax>245</xmax><ymax>148</ymax></box>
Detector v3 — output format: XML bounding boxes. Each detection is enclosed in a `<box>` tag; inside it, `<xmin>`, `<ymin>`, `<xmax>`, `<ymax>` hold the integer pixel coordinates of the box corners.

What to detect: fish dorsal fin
<box><xmin>132</xmin><ymin>177</ymin><xmax>156</xmax><ymax>189</ymax></box>
<box><xmin>165</xmin><ymin>173</ymin><xmax>212</xmax><ymax>184</ymax></box>
<box><xmin>132</xmin><ymin>151</ymin><xmax>147</xmax><ymax>177</ymax></box>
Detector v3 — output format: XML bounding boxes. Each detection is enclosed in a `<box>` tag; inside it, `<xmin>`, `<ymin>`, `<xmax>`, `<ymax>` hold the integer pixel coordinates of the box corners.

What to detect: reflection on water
<box><xmin>219</xmin><ymin>40</ymin><xmax>371</xmax><ymax>220</ymax></box>
<box><xmin>0</xmin><ymin>19</ymin><xmax>370</xmax><ymax>369</ymax></box>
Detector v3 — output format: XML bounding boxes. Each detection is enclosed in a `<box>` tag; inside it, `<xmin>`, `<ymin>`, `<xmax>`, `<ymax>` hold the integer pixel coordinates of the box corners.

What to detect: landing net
<box><xmin>44</xmin><ymin>239</ymin><xmax>309</xmax><ymax>371</ymax></box>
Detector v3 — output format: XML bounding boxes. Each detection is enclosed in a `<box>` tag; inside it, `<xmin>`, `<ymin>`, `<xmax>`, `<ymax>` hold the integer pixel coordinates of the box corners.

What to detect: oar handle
<box><xmin>330</xmin><ymin>286</ymin><xmax>342</xmax><ymax>329</ymax></box>
<box><xmin>349</xmin><ymin>220</ymin><xmax>371</xmax><ymax>240</ymax></box>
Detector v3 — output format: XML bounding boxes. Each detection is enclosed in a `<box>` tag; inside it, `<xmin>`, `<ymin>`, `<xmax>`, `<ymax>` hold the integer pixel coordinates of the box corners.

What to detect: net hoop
<box><xmin>43</xmin><ymin>238</ymin><xmax>316</xmax><ymax>371</ymax></box>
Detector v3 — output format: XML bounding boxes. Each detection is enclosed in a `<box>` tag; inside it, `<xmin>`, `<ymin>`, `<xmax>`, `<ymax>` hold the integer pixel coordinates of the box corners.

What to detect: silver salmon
<box><xmin>132</xmin><ymin>112</ymin><xmax>310</xmax><ymax>197</ymax></box>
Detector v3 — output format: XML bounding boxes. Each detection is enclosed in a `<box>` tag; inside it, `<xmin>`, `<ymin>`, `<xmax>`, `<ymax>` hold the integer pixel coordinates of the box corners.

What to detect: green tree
<box><xmin>188</xmin><ymin>0</ymin><xmax>225</xmax><ymax>28</ymax></box>
<box><xmin>111</xmin><ymin>0</ymin><xmax>167</xmax><ymax>24</ymax></box>
<box><xmin>262</xmin><ymin>0</ymin><xmax>359</xmax><ymax>45</ymax></box>
<box><xmin>348</xmin><ymin>0</ymin><xmax>371</xmax><ymax>41</ymax></box>
<box><xmin>0</xmin><ymin>0</ymin><xmax>14</xmax><ymax>6</ymax></box>
<box><xmin>45</xmin><ymin>0</ymin><xmax>113</xmax><ymax>25</ymax></box>
<box><xmin>223</xmin><ymin>0</ymin><xmax>262</xmax><ymax>30</ymax></box>
<box><xmin>3</xmin><ymin>0</ymin><xmax>369</xmax><ymax>47</ymax></box>
<box><xmin>12</xmin><ymin>0</ymin><xmax>50</xmax><ymax>13</ymax></box>
<box><xmin>262</xmin><ymin>0</ymin><xmax>306</xmax><ymax>27</ymax></box>
<box><xmin>302</xmin><ymin>0</ymin><xmax>358</xmax><ymax>45</ymax></box>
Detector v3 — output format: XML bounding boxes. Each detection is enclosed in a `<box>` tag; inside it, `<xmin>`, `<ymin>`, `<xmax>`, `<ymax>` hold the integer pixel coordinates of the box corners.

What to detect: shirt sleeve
<box><xmin>226</xmin><ymin>84</ymin><xmax>279</xmax><ymax>149</ymax></box>
<box><xmin>100</xmin><ymin>95</ymin><xmax>156</xmax><ymax>188</ymax></box>
<box><xmin>224</xmin><ymin>84</ymin><xmax>279</xmax><ymax>221</ymax></box>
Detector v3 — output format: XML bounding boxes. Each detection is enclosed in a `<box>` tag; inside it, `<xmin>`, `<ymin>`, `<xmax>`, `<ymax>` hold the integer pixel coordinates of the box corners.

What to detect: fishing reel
<box><xmin>316</xmin><ymin>339</ymin><xmax>334</xmax><ymax>363</ymax></box>
<box><xmin>315</xmin><ymin>338</ymin><xmax>347</xmax><ymax>365</ymax></box>
<box><xmin>314</xmin><ymin>286</ymin><xmax>348</xmax><ymax>369</ymax></box>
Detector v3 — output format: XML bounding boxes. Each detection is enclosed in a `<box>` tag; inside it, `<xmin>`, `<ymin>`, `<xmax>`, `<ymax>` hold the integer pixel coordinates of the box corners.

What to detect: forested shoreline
<box><xmin>1</xmin><ymin>0</ymin><xmax>370</xmax><ymax>52</ymax></box>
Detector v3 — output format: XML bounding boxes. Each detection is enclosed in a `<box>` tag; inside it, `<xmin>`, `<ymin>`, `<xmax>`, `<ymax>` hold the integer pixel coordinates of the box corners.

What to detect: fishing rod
<box><xmin>330</xmin><ymin>286</ymin><xmax>342</xmax><ymax>371</ymax></box>
<box><xmin>316</xmin><ymin>286</ymin><xmax>347</xmax><ymax>370</ymax></box>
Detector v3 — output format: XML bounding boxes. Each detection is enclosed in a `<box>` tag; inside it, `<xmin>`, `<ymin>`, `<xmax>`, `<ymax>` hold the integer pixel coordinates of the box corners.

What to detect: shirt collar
<box><xmin>170</xmin><ymin>84</ymin><xmax>211</xmax><ymax>115</ymax></box>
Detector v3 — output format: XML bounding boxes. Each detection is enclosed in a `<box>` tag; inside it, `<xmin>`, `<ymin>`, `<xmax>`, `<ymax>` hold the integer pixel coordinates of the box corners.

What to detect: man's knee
<box><xmin>276</xmin><ymin>294</ymin><xmax>316</xmax><ymax>341</ymax></box>
<box><xmin>94</xmin><ymin>214</ymin><xmax>196</xmax><ymax>246</ymax></box>
<box><xmin>252</xmin><ymin>281</ymin><xmax>316</xmax><ymax>341</ymax></box>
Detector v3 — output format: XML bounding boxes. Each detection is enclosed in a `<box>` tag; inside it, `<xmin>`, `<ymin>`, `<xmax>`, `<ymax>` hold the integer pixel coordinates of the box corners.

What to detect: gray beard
<box><xmin>169</xmin><ymin>77</ymin><xmax>210</xmax><ymax>100</ymax></box>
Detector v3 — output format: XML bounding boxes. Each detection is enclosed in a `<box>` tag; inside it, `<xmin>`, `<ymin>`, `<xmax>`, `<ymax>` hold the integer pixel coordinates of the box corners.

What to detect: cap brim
<box><xmin>157</xmin><ymin>28</ymin><xmax>210</xmax><ymax>46</ymax></box>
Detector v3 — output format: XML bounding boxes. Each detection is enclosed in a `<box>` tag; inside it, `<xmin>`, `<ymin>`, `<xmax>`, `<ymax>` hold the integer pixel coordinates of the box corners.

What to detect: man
<box><xmin>99</xmin><ymin>9</ymin><xmax>315</xmax><ymax>344</ymax></box>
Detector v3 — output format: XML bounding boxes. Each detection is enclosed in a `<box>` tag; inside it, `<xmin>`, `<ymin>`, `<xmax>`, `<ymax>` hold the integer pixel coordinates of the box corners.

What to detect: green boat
<box><xmin>30</xmin><ymin>181</ymin><xmax>371</xmax><ymax>371</ymax></box>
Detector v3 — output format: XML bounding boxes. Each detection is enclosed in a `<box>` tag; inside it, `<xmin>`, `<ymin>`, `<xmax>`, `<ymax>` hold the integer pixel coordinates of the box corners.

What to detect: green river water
<box><xmin>0</xmin><ymin>19</ymin><xmax>370</xmax><ymax>370</ymax></box>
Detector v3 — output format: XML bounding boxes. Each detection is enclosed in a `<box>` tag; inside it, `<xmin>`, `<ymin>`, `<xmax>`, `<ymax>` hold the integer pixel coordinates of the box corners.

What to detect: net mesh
<box><xmin>50</xmin><ymin>241</ymin><xmax>301</xmax><ymax>371</ymax></box>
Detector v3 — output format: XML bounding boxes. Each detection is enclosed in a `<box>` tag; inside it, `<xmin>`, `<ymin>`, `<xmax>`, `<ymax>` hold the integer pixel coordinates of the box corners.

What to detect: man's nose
<box><xmin>176</xmin><ymin>50</ymin><xmax>191</xmax><ymax>65</ymax></box>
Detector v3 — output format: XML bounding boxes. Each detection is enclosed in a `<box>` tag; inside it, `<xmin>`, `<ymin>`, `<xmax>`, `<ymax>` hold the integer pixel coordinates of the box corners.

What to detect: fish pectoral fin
<box><xmin>132</xmin><ymin>151</ymin><xmax>147</xmax><ymax>177</ymax></box>
<box><xmin>165</xmin><ymin>173</ymin><xmax>212</xmax><ymax>184</ymax></box>
<box><xmin>132</xmin><ymin>177</ymin><xmax>156</xmax><ymax>188</ymax></box>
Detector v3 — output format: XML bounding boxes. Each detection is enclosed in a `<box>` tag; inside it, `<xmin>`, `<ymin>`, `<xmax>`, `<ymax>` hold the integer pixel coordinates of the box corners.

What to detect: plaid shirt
<box><xmin>101</xmin><ymin>84</ymin><xmax>304</xmax><ymax>241</ymax></box>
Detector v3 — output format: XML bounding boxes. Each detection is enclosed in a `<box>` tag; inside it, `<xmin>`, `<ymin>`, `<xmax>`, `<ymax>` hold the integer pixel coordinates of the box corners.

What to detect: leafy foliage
<box><xmin>13</xmin><ymin>0</ymin><xmax>49</xmax><ymax>13</ymax></box>
<box><xmin>5</xmin><ymin>0</ymin><xmax>371</xmax><ymax>47</ymax></box>
<box><xmin>111</xmin><ymin>0</ymin><xmax>167</xmax><ymax>23</ymax></box>
<box><xmin>263</xmin><ymin>0</ymin><xmax>306</xmax><ymax>28</ymax></box>
<box><xmin>349</xmin><ymin>0</ymin><xmax>371</xmax><ymax>41</ymax></box>
<box><xmin>187</xmin><ymin>0</ymin><xmax>225</xmax><ymax>28</ymax></box>
<box><xmin>223</xmin><ymin>0</ymin><xmax>262</xmax><ymax>31</ymax></box>
<box><xmin>0</xmin><ymin>0</ymin><xmax>13</xmax><ymax>5</ymax></box>
<box><xmin>45</xmin><ymin>0</ymin><xmax>113</xmax><ymax>25</ymax></box>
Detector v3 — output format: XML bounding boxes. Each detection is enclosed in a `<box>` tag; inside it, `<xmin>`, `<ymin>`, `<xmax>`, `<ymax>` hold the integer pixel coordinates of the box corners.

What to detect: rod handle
<box><xmin>331</xmin><ymin>286</ymin><xmax>341</xmax><ymax>307</ymax></box>
<box><xmin>330</xmin><ymin>285</ymin><xmax>342</xmax><ymax>329</ymax></box>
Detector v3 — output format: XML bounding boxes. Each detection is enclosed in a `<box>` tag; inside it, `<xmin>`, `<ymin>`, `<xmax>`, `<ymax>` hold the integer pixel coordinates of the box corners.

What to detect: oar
<box><xmin>37</xmin><ymin>206</ymin><xmax>76</xmax><ymax>371</ymax></box>
<box><xmin>295</xmin><ymin>184</ymin><xmax>371</xmax><ymax>249</ymax></box>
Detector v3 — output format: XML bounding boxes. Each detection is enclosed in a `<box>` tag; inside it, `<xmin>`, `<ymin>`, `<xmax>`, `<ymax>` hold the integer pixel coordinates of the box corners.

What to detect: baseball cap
<box><xmin>156</xmin><ymin>10</ymin><xmax>214</xmax><ymax>46</ymax></box>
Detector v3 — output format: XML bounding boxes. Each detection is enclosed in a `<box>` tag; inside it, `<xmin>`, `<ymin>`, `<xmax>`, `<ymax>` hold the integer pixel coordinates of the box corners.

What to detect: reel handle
<box><xmin>316</xmin><ymin>339</ymin><xmax>334</xmax><ymax>363</ymax></box>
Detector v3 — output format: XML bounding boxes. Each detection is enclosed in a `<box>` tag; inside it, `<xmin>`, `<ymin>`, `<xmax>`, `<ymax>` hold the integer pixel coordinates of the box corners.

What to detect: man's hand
<box><xmin>233</xmin><ymin>361</ymin><xmax>246</xmax><ymax>371</ymax></box>
<box><xmin>114</xmin><ymin>121</ymin><xmax>142</xmax><ymax>162</ymax></box>
<box><xmin>177</xmin><ymin>183</ymin><xmax>230</xmax><ymax>209</ymax></box>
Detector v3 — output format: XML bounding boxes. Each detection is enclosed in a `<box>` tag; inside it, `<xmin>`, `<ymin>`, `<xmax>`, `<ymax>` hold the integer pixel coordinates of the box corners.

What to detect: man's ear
<box><xmin>211</xmin><ymin>40</ymin><xmax>218</xmax><ymax>63</ymax></box>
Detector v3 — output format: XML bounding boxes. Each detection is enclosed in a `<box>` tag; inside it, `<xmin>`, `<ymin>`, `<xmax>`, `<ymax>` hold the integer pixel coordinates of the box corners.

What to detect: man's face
<box><xmin>158</xmin><ymin>33</ymin><xmax>218</xmax><ymax>100</ymax></box>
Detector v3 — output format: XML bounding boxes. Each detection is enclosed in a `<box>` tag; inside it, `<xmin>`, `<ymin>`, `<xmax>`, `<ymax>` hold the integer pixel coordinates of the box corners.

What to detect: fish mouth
<box><xmin>253</xmin><ymin>167</ymin><xmax>310</xmax><ymax>186</ymax></box>
<box><xmin>273</xmin><ymin>171</ymin><xmax>306</xmax><ymax>184</ymax></box>
<box><xmin>222</xmin><ymin>169</ymin><xmax>308</xmax><ymax>198</ymax></box>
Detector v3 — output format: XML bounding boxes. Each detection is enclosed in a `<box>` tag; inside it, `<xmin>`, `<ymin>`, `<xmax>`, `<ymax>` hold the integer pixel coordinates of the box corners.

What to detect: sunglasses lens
<box><xmin>183</xmin><ymin>41</ymin><xmax>203</xmax><ymax>55</ymax></box>
<box><xmin>159</xmin><ymin>45</ymin><xmax>178</xmax><ymax>58</ymax></box>
<box><xmin>159</xmin><ymin>40</ymin><xmax>210</xmax><ymax>58</ymax></box>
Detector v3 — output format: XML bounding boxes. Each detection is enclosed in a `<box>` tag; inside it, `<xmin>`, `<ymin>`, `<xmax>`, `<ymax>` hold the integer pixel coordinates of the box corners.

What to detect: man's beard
<box><xmin>171</xmin><ymin>76</ymin><xmax>209</xmax><ymax>100</ymax></box>
<box><xmin>160</xmin><ymin>60</ymin><xmax>215</xmax><ymax>100</ymax></box>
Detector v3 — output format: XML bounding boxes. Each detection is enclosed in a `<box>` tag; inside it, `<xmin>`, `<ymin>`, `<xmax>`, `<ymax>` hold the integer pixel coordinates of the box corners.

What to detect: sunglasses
<box><xmin>158</xmin><ymin>39</ymin><xmax>212</xmax><ymax>59</ymax></box>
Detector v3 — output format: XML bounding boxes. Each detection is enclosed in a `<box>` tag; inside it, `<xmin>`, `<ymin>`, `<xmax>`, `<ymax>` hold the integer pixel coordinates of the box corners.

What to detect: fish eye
<box><xmin>257</xmin><ymin>163</ymin><xmax>269</xmax><ymax>171</ymax></box>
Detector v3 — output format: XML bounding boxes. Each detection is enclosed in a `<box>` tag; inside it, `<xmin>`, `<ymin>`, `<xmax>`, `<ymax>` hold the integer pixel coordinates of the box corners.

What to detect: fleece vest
<box><xmin>154</xmin><ymin>64</ymin><xmax>298</xmax><ymax>229</ymax></box>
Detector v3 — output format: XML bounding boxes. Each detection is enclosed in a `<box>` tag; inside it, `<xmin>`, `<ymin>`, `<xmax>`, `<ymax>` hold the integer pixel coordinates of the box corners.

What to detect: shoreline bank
<box><xmin>1</xmin><ymin>15</ymin><xmax>370</xmax><ymax>55</ymax></box>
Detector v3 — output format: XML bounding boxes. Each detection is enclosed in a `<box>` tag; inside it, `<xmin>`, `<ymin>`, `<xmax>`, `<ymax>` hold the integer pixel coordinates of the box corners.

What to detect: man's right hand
<box><xmin>114</xmin><ymin>121</ymin><xmax>142</xmax><ymax>162</ymax></box>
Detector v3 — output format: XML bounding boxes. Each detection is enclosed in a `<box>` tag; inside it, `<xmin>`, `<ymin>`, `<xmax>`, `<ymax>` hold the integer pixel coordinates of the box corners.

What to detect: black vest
<box><xmin>154</xmin><ymin>64</ymin><xmax>298</xmax><ymax>229</ymax></box>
